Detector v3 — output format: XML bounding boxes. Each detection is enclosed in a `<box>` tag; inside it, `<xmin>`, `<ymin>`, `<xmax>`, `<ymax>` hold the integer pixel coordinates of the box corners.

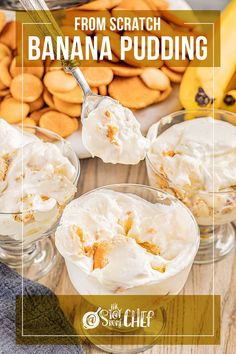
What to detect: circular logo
<box><xmin>82</xmin><ymin>308</ymin><xmax>101</xmax><ymax>329</ymax></box>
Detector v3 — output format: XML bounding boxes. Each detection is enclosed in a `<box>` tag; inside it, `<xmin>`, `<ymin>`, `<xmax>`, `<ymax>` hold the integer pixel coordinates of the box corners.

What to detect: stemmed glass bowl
<box><xmin>57</xmin><ymin>183</ymin><xmax>199</xmax><ymax>354</ymax></box>
<box><xmin>146</xmin><ymin>109</ymin><xmax>236</xmax><ymax>264</ymax></box>
<box><xmin>0</xmin><ymin>125</ymin><xmax>80</xmax><ymax>280</ymax></box>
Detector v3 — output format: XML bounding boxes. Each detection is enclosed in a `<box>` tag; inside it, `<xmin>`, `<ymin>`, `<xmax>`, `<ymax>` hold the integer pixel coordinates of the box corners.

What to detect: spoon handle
<box><xmin>65</xmin><ymin>67</ymin><xmax>92</xmax><ymax>96</ymax></box>
<box><xmin>19</xmin><ymin>0</ymin><xmax>92</xmax><ymax>96</ymax></box>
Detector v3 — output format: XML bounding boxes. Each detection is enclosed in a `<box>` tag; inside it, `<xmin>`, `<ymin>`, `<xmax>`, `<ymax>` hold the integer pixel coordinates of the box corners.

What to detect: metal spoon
<box><xmin>19</xmin><ymin>0</ymin><xmax>116</xmax><ymax>120</ymax></box>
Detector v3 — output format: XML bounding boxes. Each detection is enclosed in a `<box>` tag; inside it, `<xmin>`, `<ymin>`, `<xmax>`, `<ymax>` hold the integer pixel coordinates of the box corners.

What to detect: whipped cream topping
<box><xmin>82</xmin><ymin>98</ymin><xmax>150</xmax><ymax>164</ymax></box>
<box><xmin>0</xmin><ymin>119</ymin><xmax>38</xmax><ymax>157</ymax></box>
<box><xmin>0</xmin><ymin>120</ymin><xmax>77</xmax><ymax>239</ymax></box>
<box><xmin>55</xmin><ymin>189</ymin><xmax>198</xmax><ymax>292</ymax></box>
<box><xmin>148</xmin><ymin>118</ymin><xmax>236</xmax><ymax>192</ymax></box>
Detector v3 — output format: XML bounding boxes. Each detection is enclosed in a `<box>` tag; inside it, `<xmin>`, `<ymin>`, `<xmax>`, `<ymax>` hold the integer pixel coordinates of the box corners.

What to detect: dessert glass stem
<box><xmin>0</xmin><ymin>242</ymin><xmax>37</xmax><ymax>265</ymax></box>
<box><xmin>65</xmin><ymin>67</ymin><xmax>92</xmax><ymax>96</ymax></box>
<box><xmin>0</xmin><ymin>236</ymin><xmax>58</xmax><ymax>280</ymax></box>
<box><xmin>194</xmin><ymin>223</ymin><xmax>236</xmax><ymax>264</ymax></box>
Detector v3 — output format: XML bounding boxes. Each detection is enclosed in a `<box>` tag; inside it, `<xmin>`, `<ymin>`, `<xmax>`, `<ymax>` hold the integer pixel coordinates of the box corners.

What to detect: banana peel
<box><xmin>179</xmin><ymin>0</ymin><xmax>236</xmax><ymax>109</ymax></box>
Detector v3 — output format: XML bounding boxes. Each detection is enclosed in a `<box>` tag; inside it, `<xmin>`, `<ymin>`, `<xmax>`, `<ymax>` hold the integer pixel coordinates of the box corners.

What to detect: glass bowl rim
<box><xmin>0</xmin><ymin>124</ymin><xmax>80</xmax><ymax>215</ymax></box>
<box><xmin>146</xmin><ymin>108</ymin><xmax>236</xmax><ymax>196</ymax></box>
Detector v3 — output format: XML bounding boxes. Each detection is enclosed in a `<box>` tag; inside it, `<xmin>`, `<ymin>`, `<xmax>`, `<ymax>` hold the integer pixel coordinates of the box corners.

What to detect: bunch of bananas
<box><xmin>179</xmin><ymin>0</ymin><xmax>236</xmax><ymax>117</ymax></box>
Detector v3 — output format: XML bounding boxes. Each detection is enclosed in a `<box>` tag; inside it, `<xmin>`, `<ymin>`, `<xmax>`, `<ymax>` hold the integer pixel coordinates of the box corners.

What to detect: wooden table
<box><xmin>38</xmin><ymin>158</ymin><xmax>236</xmax><ymax>354</ymax></box>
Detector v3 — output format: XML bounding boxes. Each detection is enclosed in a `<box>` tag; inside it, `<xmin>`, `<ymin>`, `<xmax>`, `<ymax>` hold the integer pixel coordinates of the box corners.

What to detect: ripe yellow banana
<box><xmin>179</xmin><ymin>0</ymin><xmax>236</xmax><ymax>109</ymax></box>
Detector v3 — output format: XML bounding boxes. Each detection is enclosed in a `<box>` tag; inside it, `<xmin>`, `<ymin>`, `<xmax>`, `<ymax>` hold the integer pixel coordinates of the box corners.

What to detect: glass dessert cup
<box><xmin>0</xmin><ymin>125</ymin><xmax>80</xmax><ymax>280</ymax></box>
<box><xmin>146</xmin><ymin>109</ymin><xmax>236</xmax><ymax>264</ymax></box>
<box><xmin>56</xmin><ymin>184</ymin><xmax>199</xmax><ymax>354</ymax></box>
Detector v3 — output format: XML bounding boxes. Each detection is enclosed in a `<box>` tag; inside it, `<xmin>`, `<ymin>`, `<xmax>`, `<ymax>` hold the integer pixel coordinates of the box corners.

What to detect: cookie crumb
<box><xmin>41</xmin><ymin>195</ymin><xmax>49</xmax><ymax>201</ymax></box>
<box><xmin>93</xmin><ymin>242</ymin><xmax>110</xmax><ymax>270</ymax></box>
<box><xmin>139</xmin><ymin>242</ymin><xmax>160</xmax><ymax>255</ymax></box>
<box><xmin>75</xmin><ymin>227</ymin><xmax>85</xmax><ymax>243</ymax></box>
<box><xmin>163</xmin><ymin>150</ymin><xmax>175</xmax><ymax>157</ymax></box>
<box><xmin>105</xmin><ymin>110</ymin><xmax>111</xmax><ymax>119</ymax></box>
<box><xmin>0</xmin><ymin>157</ymin><xmax>8</xmax><ymax>181</ymax></box>
<box><xmin>124</xmin><ymin>212</ymin><xmax>133</xmax><ymax>235</ymax></box>
<box><xmin>107</xmin><ymin>124</ymin><xmax>118</xmax><ymax>144</ymax></box>
<box><xmin>152</xmin><ymin>264</ymin><xmax>166</xmax><ymax>273</ymax></box>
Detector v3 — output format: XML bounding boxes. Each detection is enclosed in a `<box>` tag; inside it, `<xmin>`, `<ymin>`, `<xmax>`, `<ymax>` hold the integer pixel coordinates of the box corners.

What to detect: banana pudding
<box><xmin>82</xmin><ymin>98</ymin><xmax>150</xmax><ymax>164</ymax></box>
<box><xmin>0</xmin><ymin>119</ymin><xmax>77</xmax><ymax>240</ymax></box>
<box><xmin>147</xmin><ymin>117</ymin><xmax>236</xmax><ymax>226</ymax></box>
<box><xmin>55</xmin><ymin>187</ymin><xmax>199</xmax><ymax>295</ymax></box>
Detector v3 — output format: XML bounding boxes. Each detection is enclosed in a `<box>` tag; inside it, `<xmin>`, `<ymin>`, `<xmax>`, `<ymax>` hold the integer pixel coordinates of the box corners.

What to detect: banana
<box><xmin>179</xmin><ymin>0</ymin><xmax>236</xmax><ymax>109</ymax></box>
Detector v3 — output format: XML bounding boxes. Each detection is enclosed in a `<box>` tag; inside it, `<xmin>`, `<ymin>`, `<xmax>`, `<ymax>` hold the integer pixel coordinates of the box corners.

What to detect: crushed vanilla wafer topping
<box><xmin>93</xmin><ymin>242</ymin><xmax>110</xmax><ymax>270</ymax></box>
<box><xmin>106</xmin><ymin>124</ymin><xmax>119</xmax><ymax>144</ymax></box>
<box><xmin>75</xmin><ymin>226</ymin><xmax>85</xmax><ymax>243</ymax></box>
<box><xmin>152</xmin><ymin>264</ymin><xmax>167</xmax><ymax>273</ymax></box>
<box><xmin>138</xmin><ymin>242</ymin><xmax>160</xmax><ymax>255</ymax></box>
<box><xmin>0</xmin><ymin>157</ymin><xmax>8</xmax><ymax>181</ymax></box>
<box><xmin>105</xmin><ymin>110</ymin><xmax>111</xmax><ymax>119</ymax></box>
<box><xmin>162</xmin><ymin>150</ymin><xmax>176</xmax><ymax>157</ymax></box>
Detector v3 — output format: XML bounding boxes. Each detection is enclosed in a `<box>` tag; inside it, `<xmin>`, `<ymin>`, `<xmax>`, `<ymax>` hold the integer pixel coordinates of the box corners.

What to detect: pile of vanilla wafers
<box><xmin>0</xmin><ymin>0</ymin><xmax>193</xmax><ymax>138</ymax></box>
